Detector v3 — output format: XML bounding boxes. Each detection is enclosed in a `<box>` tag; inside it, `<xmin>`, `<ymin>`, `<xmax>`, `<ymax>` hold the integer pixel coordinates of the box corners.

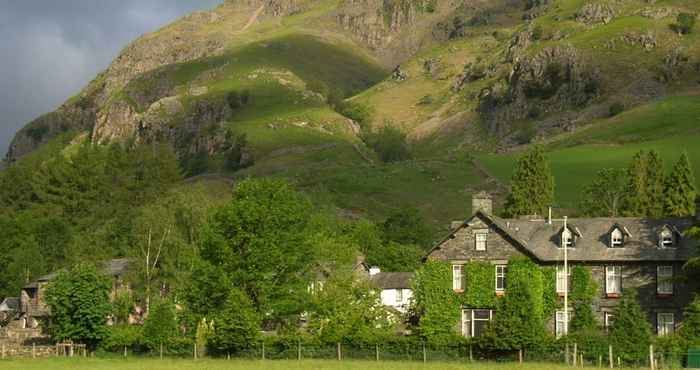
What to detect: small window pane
<box><xmin>495</xmin><ymin>265</ymin><xmax>507</xmax><ymax>291</ymax></box>
<box><xmin>475</xmin><ymin>232</ymin><xmax>488</xmax><ymax>251</ymax></box>
<box><xmin>606</xmin><ymin>266</ymin><xmax>622</xmax><ymax>294</ymax></box>
<box><xmin>473</xmin><ymin>310</ymin><xmax>490</xmax><ymax>320</ymax></box>
<box><xmin>453</xmin><ymin>265</ymin><xmax>464</xmax><ymax>291</ymax></box>
<box><xmin>657</xmin><ymin>266</ymin><xmax>673</xmax><ymax>295</ymax></box>
<box><xmin>657</xmin><ymin>313</ymin><xmax>674</xmax><ymax>336</ymax></box>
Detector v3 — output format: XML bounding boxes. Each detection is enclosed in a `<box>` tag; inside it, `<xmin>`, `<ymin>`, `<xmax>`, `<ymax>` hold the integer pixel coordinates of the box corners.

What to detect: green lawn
<box><xmin>0</xmin><ymin>358</ymin><xmax>628</xmax><ymax>370</ymax></box>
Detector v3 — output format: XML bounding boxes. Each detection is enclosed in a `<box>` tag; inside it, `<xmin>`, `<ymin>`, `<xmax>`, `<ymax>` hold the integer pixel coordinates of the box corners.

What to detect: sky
<box><xmin>0</xmin><ymin>0</ymin><xmax>224</xmax><ymax>156</ymax></box>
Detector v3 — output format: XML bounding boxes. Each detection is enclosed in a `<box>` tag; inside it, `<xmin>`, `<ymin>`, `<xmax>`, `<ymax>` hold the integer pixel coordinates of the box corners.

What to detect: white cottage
<box><xmin>369</xmin><ymin>268</ymin><xmax>414</xmax><ymax>313</ymax></box>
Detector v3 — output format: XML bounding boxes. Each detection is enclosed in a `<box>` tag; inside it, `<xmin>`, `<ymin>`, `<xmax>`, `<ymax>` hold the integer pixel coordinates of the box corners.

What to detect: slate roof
<box><xmin>431</xmin><ymin>211</ymin><xmax>699</xmax><ymax>263</ymax></box>
<box><xmin>23</xmin><ymin>258</ymin><xmax>131</xmax><ymax>289</ymax></box>
<box><xmin>0</xmin><ymin>297</ymin><xmax>19</xmax><ymax>312</ymax></box>
<box><xmin>370</xmin><ymin>272</ymin><xmax>414</xmax><ymax>289</ymax></box>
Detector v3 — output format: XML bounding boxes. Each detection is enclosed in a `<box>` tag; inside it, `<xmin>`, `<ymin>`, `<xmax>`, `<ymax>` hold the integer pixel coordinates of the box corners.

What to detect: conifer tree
<box><xmin>646</xmin><ymin>150</ymin><xmax>665</xmax><ymax>218</ymax></box>
<box><xmin>623</xmin><ymin>151</ymin><xmax>650</xmax><ymax>217</ymax></box>
<box><xmin>503</xmin><ymin>146</ymin><xmax>555</xmax><ymax>217</ymax></box>
<box><xmin>664</xmin><ymin>152</ymin><xmax>697</xmax><ymax>217</ymax></box>
<box><xmin>609</xmin><ymin>290</ymin><xmax>652</xmax><ymax>364</ymax></box>
<box><xmin>681</xmin><ymin>295</ymin><xmax>700</xmax><ymax>346</ymax></box>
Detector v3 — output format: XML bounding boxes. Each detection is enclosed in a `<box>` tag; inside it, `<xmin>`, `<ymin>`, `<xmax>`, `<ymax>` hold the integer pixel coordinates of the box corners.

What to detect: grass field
<box><xmin>0</xmin><ymin>358</ymin><xmax>629</xmax><ymax>370</ymax></box>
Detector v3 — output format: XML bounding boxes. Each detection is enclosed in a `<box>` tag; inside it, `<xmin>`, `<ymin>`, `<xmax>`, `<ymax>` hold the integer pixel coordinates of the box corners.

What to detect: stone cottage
<box><xmin>427</xmin><ymin>192</ymin><xmax>700</xmax><ymax>338</ymax></box>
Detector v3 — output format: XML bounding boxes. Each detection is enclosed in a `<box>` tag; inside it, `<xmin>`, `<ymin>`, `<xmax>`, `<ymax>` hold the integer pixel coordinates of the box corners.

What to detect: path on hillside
<box><xmin>237</xmin><ymin>4</ymin><xmax>265</xmax><ymax>34</ymax></box>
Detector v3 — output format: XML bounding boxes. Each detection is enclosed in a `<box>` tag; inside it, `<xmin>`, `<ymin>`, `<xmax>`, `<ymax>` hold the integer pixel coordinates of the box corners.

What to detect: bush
<box><xmin>364</xmin><ymin>125</ymin><xmax>411</xmax><ymax>163</ymax></box>
<box><xmin>142</xmin><ymin>300</ymin><xmax>179</xmax><ymax>352</ymax></box>
<box><xmin>674</xmin><ymin>13</ymin><xmax>697</xmax><ymax>35</ymax></box>
<box><xmin>207</xmin><ymin>289</ymin><xmax>261</xmax><ymax>356</ymax></box>
<box><xmin>608</xmin><ymin>290</ymin><xmax>652</xmax><ymax>364</ymax></box>
<box><xmin>418</xmin><ymin>95</ymin><xmax>434</xmax><ymax>105</ymax></box>
<box><xmin>609</xmin><ymin>102</ymin><xmax>625</xmax><ymax>117</ymax></box>
<box><xmin>306</xmin><ymin>79</ymin><xmax>330</xmax><ymax>99</ymax></box>
<box><xmin>227</xmin><ymin>91</ymin><xmax>242</xmax><ymax>110</ymax></box>
<box><xmin>337</xmin><ymin>101</ymin><xmax>372</xmax><ymax>127</ymax></box>
<box><xmin>532</xmin><ymin>25</ymin><xmax>544</xmax><ymax>41</ymax></box>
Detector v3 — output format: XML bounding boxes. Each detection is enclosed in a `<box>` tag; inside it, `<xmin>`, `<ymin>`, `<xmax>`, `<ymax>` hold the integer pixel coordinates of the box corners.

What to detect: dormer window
<box><xmin>611</xmin><ymin>228</ymin><xmax>624</xmax><ymax>248</ymax></box>
<box><xmin>561</xmin><ymin>229</ymin><xmax>574</xmax><ymax>248</ymax></box>
<box><xmin>660</xmin><ymin>227</ymin><xmax>675</xmax><ymax>248</ymax></box>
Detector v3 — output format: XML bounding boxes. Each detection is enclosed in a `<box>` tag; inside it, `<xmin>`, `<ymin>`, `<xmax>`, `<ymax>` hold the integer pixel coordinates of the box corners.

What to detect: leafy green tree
<box><xmin>486</xmin><ymin>258</ymin><xmax>546</xmax><ymax>351</ymax></box>
<box><xmin>180</xmin><ymin>261</ymin><xmax>232</xmax><ymax>325</ymax></box>
<box><xmin>646</xmin><ymin>150</ymin><xmax>665</xmax><ymax>218</ymax></box>
<box><xmin>102</xmin><ymin>325</ymin><xmax>142</xmax><ymax>353</ymax></box>
<box><xmin>44</xmin><ymin>263</ymin><xmax>112</xmax><ymax>349</ymax></box>
<box><xmin>664</xmin><ymin>153</ymin><xmax>697</xmax><ymax>217</ymax></box>
<box><xmin>367</xmin><ymin>241</ymin><xmax>424</xmax><ymax>272</ymax></box>
<box><xmin>381</xmin><ymin>207</ymin><xmax>433</xmax><ymax>247</ymax></box>
<box><xmin>207</xmin><ymin>289</ymin><xmax>261</xmax><ymax>356</ymax></box>
<box><xmin>609</xmin><ymin>290</ymin><xmax>652</xmax><ymax>363</ymax></box>
<box><xmin>364</xmin><ymin>125</ymin><xmax>411</xmax><ymax>163</ymax></box>
<box><xmin>200</xmin><ymin>178</ymin><xmax>314</xmax><ymax>325</ymax></box>
<box><xmin>142</xmin><ymin>299</ymin><xmax>178</xmax><ymax>351</ymax></box>
<box><xmin>624</xmin><ymin>151</ymin><xmax>649</xmax><ymax>217</ymax></box>
<box><xmin>580</xmin><ymin>168</ymin><xmax>627</xmax><ymax>217</ymax></box>
<box><xmin>503</xmin><ymin>146</ymin><xmax>555</xmax><ymax>217</ymax></box>
<box><xmin>681</xmin><ymin>295</ymin><xmax>700</xmax><ymax>346</ymax></box>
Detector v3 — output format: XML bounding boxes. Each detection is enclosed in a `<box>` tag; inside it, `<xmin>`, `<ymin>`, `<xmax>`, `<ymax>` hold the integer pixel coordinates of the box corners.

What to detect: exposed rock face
<box><xmin>638</xmin><ymin>6</ymin><xmax>679</xmax><ymax>20</ymax></box>
<box><xmin>479</xmin><ymin>46</ymin><xmax>600</xmax><ymax>134</ymax></box>
<box><xmin>575</xmin><ymin>3</ymin><xmax>616</xmax><ymax>25</ymax></box>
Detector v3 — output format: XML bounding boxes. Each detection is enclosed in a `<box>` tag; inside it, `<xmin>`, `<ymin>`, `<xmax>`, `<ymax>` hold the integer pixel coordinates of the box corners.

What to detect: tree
<box><xmin>207</xmin><ymin>289</ymin><xmax>261</xmax><ymax>356</ymax></box>
<box><xmin>364</xmin><ymin>125</ymin><xmax>411</xmax><ymax>163</ymax></box>
<box><xmin>664</xmin><ymin>153</ymin><xmax>697</xmax><ymax>217</ymax></box>
<box><xmin>44</xmin><ymin>263</ymin><xmax>112</xmax><ymax>349</ymax></box>
<box><xmin>381</xmin><ymin>207</ymin><xmax>433</xmax><ymax>247</ymax></box>
<box><xmin>200</xmin><ymin>178</ymin><xmax>314</xmax><ymax>325</ymax></box>
<box><xmin>579</xmin><ymin>168</ymin><xmax>627</xmax><ymax>217</ymax></box>
<box><xmin>681</xmin><ymin>295</ymin><xmax>700</xmax><ymax>346</ymax></box>
<box><xmin>675</xmin><ymin>13</ymin><xmax>697</xmax><ymax>35</ymax></box>
<box><xmin>624</xmin><ymin>151</ymin><xmax>649</xmax><ymax>217</ymax></box>
<box><xmin>503</xmin><ymin>146</ymin><xmax>555</xmax><ymax>217</ymax></box>
<box><xmin>646</xmin><ymin>150</ymin><xmax>665</xmax><ymax>218</ymax></box>
<box><xmin>486</xmin><ymin>258</ymin><xmax>546</xmax><ymax>351</ymax></box>
<box><xmin>142</xmin><ymin>299</ymin><xmax>178</xmax><ymax>351</ymax></box>
<box><xmin>609</xmin><ymin>290</ymin><xmax>652</xmax><ymax>363</ymax></box>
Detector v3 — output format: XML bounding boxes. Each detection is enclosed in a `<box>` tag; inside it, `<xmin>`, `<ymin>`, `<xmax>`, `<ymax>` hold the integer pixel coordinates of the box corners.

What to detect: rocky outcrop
<box><xmin>479</xmin><ymin>46</ymin><xmax>600</xmax><ymax>134</ymax></box>
<box><xmin>575</xmin><ymin>3</ymin><xmax>615</xmax><ymax>25</ymax></box>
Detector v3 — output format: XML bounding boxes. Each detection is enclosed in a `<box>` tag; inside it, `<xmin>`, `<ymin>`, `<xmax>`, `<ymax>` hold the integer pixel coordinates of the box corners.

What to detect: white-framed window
<box><xmin>461</xmin><ymin>309</ymin><xmax>493</xmax><ymax>338</ymax></box>
<box><xmin>555</xmin><ymin>311</ymin><xmax>571</xmax><ymax>338</ymax></box>
<box><xmin>495</xmin><ymin>265</ymin><xmax>507</xmax><ymax>292</ymax></box>
<box><xmin>605</xmin><ymin>266</ymin><xmax>622</xmax><ymax>295</ymax></box>
<box><xmin>475</xmin><ymin>230</ymin><xmax>488</xmax><ymax>251</ymax></box>
<box><xmin>660</xmin><ymin>229</ymin><xmax>675</xmax><ymax>248</ymax></box>
<box><xmin>453</xmin><ymin>265</ymin><xmax>464</xmax><ymax>291</ymax></box>
<box><xmin>657</xmin><ymin>266</ymin><xmax>673</xmax><ymax>295</ymax></box>
<box><xmin>396</xmin><ymin>289</ymin><xmax>404</xmax><ymax>303</ymax></box>
<box><xmin>561</xmin><ymin>229</ymin><xmax>574</xmax><ymax>248</ymax></box>
<box><xmin>556</xmin><ymin>265</ymin><xmax>570</xmax><ymax>294</ymax></box>
<box><xmin>604</xmin><ymin>312</ymin><xmax>615</xmax><ymax>332</ymax></box>
<box><xmin>611</xmin><ymin>228</ymin><xmax>624</xmax><ymax>248</ymax></box>
<box><xmin>657</xmin><ymin>313</ymin><xmax>674</xmax><ymax>336</ymax></box>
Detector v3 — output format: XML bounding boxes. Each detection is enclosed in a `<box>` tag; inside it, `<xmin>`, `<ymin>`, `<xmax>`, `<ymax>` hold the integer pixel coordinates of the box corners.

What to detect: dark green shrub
<box><xmin>227</xmin><ymin>91</ymin><xmax>242</xmax><ymax>109</ymax></box>
<box><xmin>418</xmin><ymin>95</ymin><xmax>434</xmax><ymax>105</ymax></box>
<box><xmin>674</xmin><ymin>13</ymin><xmax>696</xmax><ymax>35</ymax></box>
<box><xmin>609</xmin><ymin>102</ymin><xmax>625</xmax><ymax>117</ymax></box>
<box><xmin>364</xmin><ymin>125</ymin><xmax>411</xmax><ymax>163</ymax></box>
<box><xmin>26</xmin><ymin>125</ymin><xmax>49</xmax><ymax>143</ymax></box>
<box><xmin>532</xmin><ymin>25</ymin><xmax>544</xmax><ymax>41</ymax></box>
<box><xmin>608</xmin><ymin>290</ymin><xmax>652</xmax><ymax>364</ymax></box>
<box><xmin>142</xmin><ymin>300</ymin><xmax>179</xmax><ymax>352</ymax></box>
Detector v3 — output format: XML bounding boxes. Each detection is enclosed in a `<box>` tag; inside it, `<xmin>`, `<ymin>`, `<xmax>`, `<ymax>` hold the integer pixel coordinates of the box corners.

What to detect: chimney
<box><xmin>369</xmin><ymin>266</ymin><xmax>381</xmax><ymax>276</ymax></box>
<box><xmin>472</xmin><ymin>191</ymin><xmax>493</xmax><ymax>215</ymax></box>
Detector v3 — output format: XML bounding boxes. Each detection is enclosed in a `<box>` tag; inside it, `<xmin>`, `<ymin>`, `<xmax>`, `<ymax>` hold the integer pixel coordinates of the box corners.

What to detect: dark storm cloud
<box><xmin>0</xmin><ymin>0</ymin><xmax>223</xmax><ymax>156</ymax></box>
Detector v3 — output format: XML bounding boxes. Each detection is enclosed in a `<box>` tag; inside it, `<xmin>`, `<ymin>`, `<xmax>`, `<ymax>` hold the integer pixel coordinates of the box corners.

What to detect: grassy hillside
<box><xmin>477</xmin><ymin>94</ymin><xmax>700</xmax><ymax>211</ymax></box>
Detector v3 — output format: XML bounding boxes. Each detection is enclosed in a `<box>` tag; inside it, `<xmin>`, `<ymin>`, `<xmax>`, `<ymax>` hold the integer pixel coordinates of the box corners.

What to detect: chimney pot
<box><xmin>472</xmin><ymin>191</ymin><xmax>493</xmax><ymax>215</ymax></box>
<box><xmin>369</xmin><ymin>266</ymin><xmax>381</xmax><ymax>276</ymax></box>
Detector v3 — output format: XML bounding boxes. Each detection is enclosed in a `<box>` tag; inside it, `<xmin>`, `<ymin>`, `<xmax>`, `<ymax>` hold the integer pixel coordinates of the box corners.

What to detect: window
<box><xmin>611</xmin><ymin>228</ymin><xmax>624</xmax><ymax>248</ymax></box>
<box><xmin>453</xmin><ymin>265</ymin><xmax>464</xmax><ymax>291</ymax></box>
<box><xmin>660</xmin><ymin>228</ymin><xmax>675</xmax><ymax>248</ymax></box>
<box><xmin>495</xmin><ymin>265</ymin><xmax>507</xmax><ymax>292</ymax></box>
<box><xmin>556</xmin><ymin>265</ymin><xmax>570</xmax><ymax>294</ymax></box>
<box><xmin>462</xmin><ymin>309</ymin><xmax>493</xmax><ymax>338</ymax></box>
<box><xmin>605</xmin><ymin>266</ymin><xmax>622</xmax><ymax>295</ymax></box>
<box><xmin>555</xmin><ymin>311</ymin><xmax>571</xmax><ymax>338</ymax></box>
<box><xmin>604</xmin><ymin>313</ymin><xmax>615</xmax><ymax>332</ymax></box>
<box><xmin>475</xmin><ymin>231</ymin><xmax>488</xmax><ymax>251</ymax></box>
<box><xmin>396</xmin><ymin>289</ymin><xmax>404</xmax><ymax>303</ymax></box>
<box><xmin>657</xmin><ymin>313</ymin><xmax>674</xmax><ymax>336</ymax></box>
<box><xmin>657</xmin><ymin>266</ymin><xmax>673</xmax><ymax>295</ymax></box>
<box><xmin>561</xmin><ymin>229</ymin><xmax>574</xmax><ymax>248</ymax></box>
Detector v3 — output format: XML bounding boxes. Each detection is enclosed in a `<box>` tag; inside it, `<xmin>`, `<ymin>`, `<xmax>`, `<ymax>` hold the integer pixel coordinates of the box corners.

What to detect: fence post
<box><xmin>194</xmin><ymin>342</ymin><xmax>198</xmax><ymax>360</ymax></box>
<box><xmin>469</xmin><ymin>345</ymin><xmax>473</xmax><ymax>362</ymax></box>
<box><xmin>580</xmin><ymin>353</ymin><xmax>583</xmax><ymax>367</ymax></box>
<box><xmin>649</xmin><ymin>345</ymin><xmax>654</xmax><ymax>370</ymax></box>
<box><xmin>617</xmin><ymin>356</ymin><xmax>621</xmax><ymax>367</ymax></box>
<box><xmin>337</xmin><ymin>342</ymin><xmax>341</xmax><ymax>361</ymax></box>
<box><xmin>262</xmin><ymin>341</ymin><xmax>266</xmax><ymax>360</ymax></box>
<box><xmin>519</xmin><ymin>349</ymin><xmax>523</xmax><ymax>364</ymax></box>
<box><xmin>160</xmin><ymin>342</ymin><xmax>163</xmax><ymax>360</ymax></box>
<box><xmin>298</xmin><ymin>340</ymin><xmax>302</xmax><ymax>361</ymax></box>
<box><xmin>573</xmin><ymin>343</ymin><xmax>577</xmax><ymax>366</ymax></box>
<box><xmin>2</xmin><ymin>343</ymin><xmax>5</xmax><ymax>359</ymax></box>
<box><xmin>609</xmin><ymin>345</ymin><xmax>613</xmax><ymax>368</ymax></box>
<box><xmin>375</xmin><ymin>344</ymin><xmax>379</xmax><ymax>361</ymax></box>
<box><xmin>599</xmin><ymin>355</ymin><xmax>602</xmax><ymax>368</ymax></box>
<box><xmin>566</xmin><ymin>343</ymin><xmax>570</xmax><ymax>365</ymax></box>
<box><xmin>422</xmin><ymin>342</ymin><xmax>426</xmax><ymax>364</ymax></box>
<box><xmin>124</xmin><ymin>345</ymin><xmax>127</xmax><ymax>358</ymax></box>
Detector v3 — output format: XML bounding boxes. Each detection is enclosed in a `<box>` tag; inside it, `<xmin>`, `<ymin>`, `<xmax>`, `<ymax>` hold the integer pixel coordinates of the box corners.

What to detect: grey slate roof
<box><xmin>23</xmin><ymin>258</ymin><xmax>131</xmax><ymax>289</ymax></box>
<box><xmin>433</xmin><ymin>211</ymin><xmax>698</xmax><ymax>263</ymax></box>
<box><xmin>370</xmin><ymin>272</ymin><xmax>414</xmax><ymax>289</ymax></box>
<box><xmin>0</xmin><ymin>297</ymin><xmax>19</xmax><ymax>312</ymax></box>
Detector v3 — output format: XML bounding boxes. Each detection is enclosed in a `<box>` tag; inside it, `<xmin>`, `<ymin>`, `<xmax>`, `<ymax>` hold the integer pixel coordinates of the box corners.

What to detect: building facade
<box><xmin>368</xmin><ymin>268</ymin><xmax>414</xmax><ymax>313</ymax></box>
<box><xmin>427</xmin><ymin>192</ymin><xmax>700</xmax><ymax>338</ymax></box>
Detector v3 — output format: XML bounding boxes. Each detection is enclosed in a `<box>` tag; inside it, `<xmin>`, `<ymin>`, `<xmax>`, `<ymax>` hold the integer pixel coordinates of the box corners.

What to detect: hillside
<box><xmin>5</xmin><ymin>0</ymin><xmax>700</xmax><ymax>228</ymax></box>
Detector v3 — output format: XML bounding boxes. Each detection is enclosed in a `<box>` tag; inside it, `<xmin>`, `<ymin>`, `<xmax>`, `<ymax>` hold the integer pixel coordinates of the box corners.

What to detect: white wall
<box><xmin>380</xmin><ymin>289</ymin><xmax>413</xmax><ymax>313</ymax></box>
